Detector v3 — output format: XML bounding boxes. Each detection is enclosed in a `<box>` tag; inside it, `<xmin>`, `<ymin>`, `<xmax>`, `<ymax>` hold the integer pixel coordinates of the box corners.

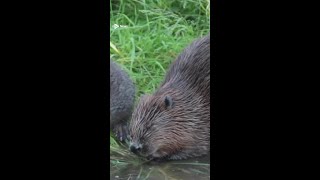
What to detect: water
<box><xmin>110</xmin><ymin>146</ymin><xmax>210</xmax><ymax>180</ymax></box>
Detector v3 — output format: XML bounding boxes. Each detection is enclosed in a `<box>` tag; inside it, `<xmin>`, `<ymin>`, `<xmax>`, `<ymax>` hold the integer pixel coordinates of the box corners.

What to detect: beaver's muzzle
<box><xmin>129</xmin><ymin>142</ymin><xmax>142</xmax><ymax>155</ymax></box>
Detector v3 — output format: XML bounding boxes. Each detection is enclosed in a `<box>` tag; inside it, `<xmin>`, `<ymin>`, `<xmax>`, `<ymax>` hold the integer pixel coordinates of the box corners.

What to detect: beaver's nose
<box><xmin>129</xmin><ymin>144</ymin><xmax>141</xmax><ymax>154</ymax></box>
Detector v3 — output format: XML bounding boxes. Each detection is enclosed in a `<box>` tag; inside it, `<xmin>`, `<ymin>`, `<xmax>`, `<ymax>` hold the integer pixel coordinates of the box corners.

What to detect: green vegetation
<box><xmin>110</xmin><ymin>0</ymin><xmax>210</xmax><ymax>167</ymax></box>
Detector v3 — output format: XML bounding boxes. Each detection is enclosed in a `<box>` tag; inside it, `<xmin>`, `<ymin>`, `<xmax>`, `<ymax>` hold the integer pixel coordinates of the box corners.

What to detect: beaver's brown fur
<box><xmin>128</xmin><ymin>34</ymin><xmax>210</xmax><ymax>160</ymax></box>
<box><xmin>110</xmin><ymin>59</ymin><xmax>135</xmax><ymax>141</ymax></box>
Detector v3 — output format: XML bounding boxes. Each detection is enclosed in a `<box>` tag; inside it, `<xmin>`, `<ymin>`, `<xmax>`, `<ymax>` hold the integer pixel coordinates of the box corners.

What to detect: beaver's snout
<box><xmin>129</xmin><ymin>143</ymin><xmax>142</xmax><ymax>154</ymax></box>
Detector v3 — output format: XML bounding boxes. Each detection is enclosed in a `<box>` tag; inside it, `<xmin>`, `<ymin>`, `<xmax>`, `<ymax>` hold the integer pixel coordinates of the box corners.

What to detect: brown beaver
<box><xmin>128</xmin><ymin>34</ymin><xmax>210</xmax><ymax>160</ymax></box>
<box><xmin>110</xmin><ymin>59</ymin><xmax>135</xmax><ymax>141</ymax></box>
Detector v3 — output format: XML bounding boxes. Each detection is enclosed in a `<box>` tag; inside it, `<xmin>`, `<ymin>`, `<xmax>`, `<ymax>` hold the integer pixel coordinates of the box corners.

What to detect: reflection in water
<box><xmin>110</xmin><ymin>146</ymin><xmax>210</xmax><ymax>180</ymax></box>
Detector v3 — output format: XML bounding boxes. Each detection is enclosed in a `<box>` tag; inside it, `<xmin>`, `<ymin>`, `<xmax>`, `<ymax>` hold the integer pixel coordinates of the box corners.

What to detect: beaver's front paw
<box><xmin>114</xmin><ymin>124</ymin><xmax>128</xmax><ymax>142</ymax></box>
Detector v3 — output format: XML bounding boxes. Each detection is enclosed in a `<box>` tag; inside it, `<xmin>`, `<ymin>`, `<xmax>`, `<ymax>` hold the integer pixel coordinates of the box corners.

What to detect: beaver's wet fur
<box><xmin>110</xmin><ymin>59</ymin><xmax>135</xmax><ymax>141</ymax></box>
<box><xmin>129</xmin><ymin>34</ymin><xmax>210</xmax><ymax>160</ymax></box>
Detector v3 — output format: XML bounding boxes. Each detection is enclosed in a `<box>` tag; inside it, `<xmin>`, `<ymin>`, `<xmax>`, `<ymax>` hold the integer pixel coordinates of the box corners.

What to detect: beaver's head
<box><xmin>128</xmin><ymin>90</ymin><xmax>196</xmax><ymax>161</ymax></box>
<box><xmin>129</xmin><ymin>90</ymin><xmax>186</xmax><ymax>159</ymax></box>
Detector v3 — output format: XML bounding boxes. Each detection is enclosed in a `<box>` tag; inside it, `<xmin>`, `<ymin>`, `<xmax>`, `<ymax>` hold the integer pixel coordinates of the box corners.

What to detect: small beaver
<box><xmin>110</xmin><ymin>59</ymin><xmax>135</xmax><ymax>141</ymax></box>
<box><xmin>128</xmin><ymin>34</ymin><xmax>210</xmax><ymax>160</ymax></box>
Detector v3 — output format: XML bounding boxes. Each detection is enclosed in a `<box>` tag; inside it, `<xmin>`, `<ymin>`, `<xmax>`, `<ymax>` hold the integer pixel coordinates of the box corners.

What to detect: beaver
<box><xmin>128</xmin><ymin>34</ymin><xmax>210</xmax><ymax>160</ymax></box>
<box><xmin>110</xmin><ymin>59</ymin><xmax>135</xmax><ymax>141</ymax></box>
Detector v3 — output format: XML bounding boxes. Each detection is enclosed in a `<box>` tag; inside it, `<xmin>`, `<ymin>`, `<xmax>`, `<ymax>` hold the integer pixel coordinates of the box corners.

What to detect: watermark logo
<box><xmin>112</xmin><ymin>24</ymin><xmax>128</xmax><ymax>29</ymax></box>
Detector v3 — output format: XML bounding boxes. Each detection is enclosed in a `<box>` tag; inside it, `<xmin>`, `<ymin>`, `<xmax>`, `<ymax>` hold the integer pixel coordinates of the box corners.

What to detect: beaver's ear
<box><xmin>164</xmin><ymin>96</ymin><xmax>174</xmax><ymax>109</ymax></box>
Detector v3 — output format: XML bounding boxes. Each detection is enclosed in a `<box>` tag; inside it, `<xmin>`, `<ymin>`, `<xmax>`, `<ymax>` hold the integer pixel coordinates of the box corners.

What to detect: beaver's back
<box><xmin>160</xmin><ymin>35</ymin><xmax>210</xmax><ymax>99</ymax></box>
<box><xmin>110</xmin><ymin>59</ymin><xmax>135</xmax><ymax>126</ymax></box>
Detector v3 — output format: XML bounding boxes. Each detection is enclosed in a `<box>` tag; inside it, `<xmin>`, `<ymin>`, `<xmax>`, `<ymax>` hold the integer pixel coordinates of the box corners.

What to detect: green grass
<box><xmin>110</xmin><ymin>0</ymin><xmax>210</xmax><ymax>163</ymax></box>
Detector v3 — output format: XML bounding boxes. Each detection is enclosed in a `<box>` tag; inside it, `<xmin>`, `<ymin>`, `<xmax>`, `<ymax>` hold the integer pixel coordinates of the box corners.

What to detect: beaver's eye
<box><xmin>140</xmin><ymin>137</ymin><xmax>145</xmax><ymax>143</ymax></box>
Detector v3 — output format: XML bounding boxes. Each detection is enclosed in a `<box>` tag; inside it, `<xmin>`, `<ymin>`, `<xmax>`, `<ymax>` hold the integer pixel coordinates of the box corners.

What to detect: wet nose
<box><xmin>130</xmin><ymin>144</ymin><xmax>141</xmax><ymax>154</ymax></box>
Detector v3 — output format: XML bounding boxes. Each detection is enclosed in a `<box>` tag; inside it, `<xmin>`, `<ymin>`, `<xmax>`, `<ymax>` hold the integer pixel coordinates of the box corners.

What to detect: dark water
<box><xmin>110</xmin><ymin>151</ymin><xmax>210</xmax><ymax>180</ymax></box>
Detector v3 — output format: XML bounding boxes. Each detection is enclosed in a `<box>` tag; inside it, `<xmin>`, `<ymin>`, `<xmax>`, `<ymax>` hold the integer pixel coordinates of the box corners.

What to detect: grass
<box><xmin>110</xmin><ymin>0</ymin><xmax>210</xmax><ymax>170</ymax></box>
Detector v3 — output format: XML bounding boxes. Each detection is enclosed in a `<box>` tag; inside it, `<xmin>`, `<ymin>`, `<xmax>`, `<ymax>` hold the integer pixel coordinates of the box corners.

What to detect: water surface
<box><xmin>110</xmin><ymin>144</ymin><xmax>210</xmax><ymax>180</ymax></box>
